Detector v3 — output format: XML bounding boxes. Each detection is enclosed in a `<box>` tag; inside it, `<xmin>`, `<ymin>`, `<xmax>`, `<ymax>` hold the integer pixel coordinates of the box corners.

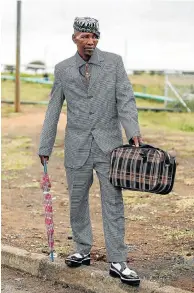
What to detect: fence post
<box><xmin>15</xmin><ymin>0</ymin><xmax>22</xmax><ymax>112</ymax></box>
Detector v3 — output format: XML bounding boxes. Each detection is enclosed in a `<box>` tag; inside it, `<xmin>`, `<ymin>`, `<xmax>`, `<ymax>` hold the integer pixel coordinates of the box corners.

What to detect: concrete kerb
<box><xmin>1</xmin><ymin>245</ymin><xmax>192</xmax><ymax>293</ymax></box>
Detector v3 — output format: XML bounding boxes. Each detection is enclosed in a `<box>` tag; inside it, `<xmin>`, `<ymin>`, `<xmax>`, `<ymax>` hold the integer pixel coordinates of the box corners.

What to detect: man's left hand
<box><xmin>129</xmin><ymin>136</ymin><xmax>143</xmax><ymax>147</ymax></box>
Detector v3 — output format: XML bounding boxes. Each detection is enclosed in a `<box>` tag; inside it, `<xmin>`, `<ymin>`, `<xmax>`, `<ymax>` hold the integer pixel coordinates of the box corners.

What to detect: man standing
<box><xmin>39</xmin><ymin>17</ymin><xmax>142</xmax><ymax>286</ymax></box>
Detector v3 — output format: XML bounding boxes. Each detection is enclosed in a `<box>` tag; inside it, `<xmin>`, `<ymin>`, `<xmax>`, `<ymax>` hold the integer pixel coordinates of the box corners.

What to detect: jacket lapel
<box><xmin>73</xmin><ymin>53</ymin><xmax>88</xmax><ymax>92</ymax></box>
<box><xmin>88</xmin><ymin>48</ymin><xmax>105</xmax><ymax>91</ymax></box>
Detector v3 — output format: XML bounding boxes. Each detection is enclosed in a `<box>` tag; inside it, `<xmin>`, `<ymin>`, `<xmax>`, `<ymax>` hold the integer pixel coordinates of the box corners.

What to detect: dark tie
<box><xmin>85</xmin><ymin>63</ymin><xmax>91</xmax><ymax>82</ymax></box>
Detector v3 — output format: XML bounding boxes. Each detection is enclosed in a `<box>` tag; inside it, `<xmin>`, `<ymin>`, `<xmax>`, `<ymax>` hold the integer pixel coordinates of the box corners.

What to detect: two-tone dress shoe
<box><xmin>109</xmin><ymin>262</ymin><xmax>140</xmax><ymax>286</ymax></box>
<box><xmin>65</xmin><ymin>252</ymin><xmax>91</xmax><ymax>267</ymax></box>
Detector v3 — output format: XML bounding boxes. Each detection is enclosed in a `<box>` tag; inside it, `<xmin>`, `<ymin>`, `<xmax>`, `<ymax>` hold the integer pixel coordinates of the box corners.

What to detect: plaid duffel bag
<box><xmin>109</xmin><ymin>144</ymin><xmax>176</xmax><ymax>194</ymax></box>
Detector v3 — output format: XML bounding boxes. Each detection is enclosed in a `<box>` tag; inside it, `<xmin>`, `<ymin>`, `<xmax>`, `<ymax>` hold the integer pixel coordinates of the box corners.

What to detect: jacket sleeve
<box><xmin>38</xmin><ymin>66</ymin><xmax>65</xmax><ymax>156</ymax></box>
<box><xmin>116</xmin><ymin>55</ymin><xmax>141</xmax><ymax>140</ymax></box>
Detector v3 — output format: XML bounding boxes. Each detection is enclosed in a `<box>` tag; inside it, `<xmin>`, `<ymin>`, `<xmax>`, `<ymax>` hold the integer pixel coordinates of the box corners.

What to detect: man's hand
<box><xmin>39</xmin><ymin>155</ymin><xmax>49</xmax><ymax>166</ymax></box>
<box><xmin>129</xmin><ymin>136</ymin><xmax>143</xmax><ymax>147</ymax></box>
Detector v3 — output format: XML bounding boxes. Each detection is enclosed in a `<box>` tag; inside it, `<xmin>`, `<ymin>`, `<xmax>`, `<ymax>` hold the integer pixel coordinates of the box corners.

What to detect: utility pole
<box><xmin>15</xmin><ymin>0</ymin><xmax>22</xmax><ymax>112</ymax></box>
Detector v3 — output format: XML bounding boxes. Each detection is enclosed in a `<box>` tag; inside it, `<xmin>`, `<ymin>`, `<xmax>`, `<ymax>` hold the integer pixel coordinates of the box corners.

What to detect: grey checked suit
<box><xmin>39</xmin><ymin>48</ymin><xmax>141</xmax><ymax>262</ymax></box>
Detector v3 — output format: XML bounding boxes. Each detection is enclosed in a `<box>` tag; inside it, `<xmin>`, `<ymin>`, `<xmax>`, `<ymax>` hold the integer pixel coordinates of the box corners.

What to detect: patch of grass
<box><xmin>1</xmin><ymin>172</ymin><xmax>18</xmax><ymax>181</ymax></box>
<box><xmin>136</xmin><ymin>98</ymin><xmax>164</xmax><ymax>108</ymax></box>
<box><xmin>1</xmin><ymin>80</ymin><xmax>51</xmax><ymax>102</ymax></box>
<box><xmin>152</xmin><ymin>225</ymin><xmax>194</xmax><ymax>241</ymax></box>
<box><xmin>53</xmin><ymin>149</ymin><xmax>64</xmax><ymax>158</ymax></box>
<box><xmin>54</xmin><ymin>137</ymin><xmax>64</xmax><ymax>147</ymax></box>
<box><xmin>139</xmin><ymin>112</ymin><xmax>194</xmax><ymax>132</ymax></box>
<box><xmin>133</xmin><ymin>84</ymin><xmax>164</xmax><ymax>96</ymax></box>
<box><xmin>123</xmin><ymin>190</ymin><xmax>151</xmax><ymax>205</ymax></box>
<box><xmin>167</xmin><ymin>100</ymin><xmax>194</xmax><ymax>113</ymax></box>
<box><xmin>125</xmin><ymin>215</ymin><xmax>147</xmax><ymax>221</ymax></box>
<box><xmin>180</xmin><ymin>123</ymin><xmax>194</xmax><ymax>132</ymax></box>
<box><xmin>1</xmin><ymin>104</ymin><xmax>22</xmax><ymax>118</ymax></box>
<box><xmin>129</xmin><ymin>74</ymin><xmax>164</xmax><ymax>87</ymax></box>
<box><xmin>2</xmin><ymin>136</ymin><xmax>34</xmax><ymax>171</ymax></box>
<box><xmin>20</xmin><ymin>182</ymin><xmax>40</xmax><ymax>189</ymax></box>
<box><xmin>2</xmin><ymin>152</ymin><xmax>34</xmax><ymax>171</ymax></box>
<box><xmin>178</xmin><ymin>147</ymin><xmax>194</xmax><ymax>158</ymax></box>
<box><xmin>175</xmin><ymin>198</ymin><xmax>194</xmax><ymax>210</ymax></box>
<box><xmin>167</xmin><ymin>229</ymin><xmax>194</xmax><ymax>241</ymax></box>
<box><xmin>1</xmin><ymin>104</ymin><xmax>66</xmax><ymax>118</ymax></box>
<box><xmin>2</xmin><ymin>72</ymin><xmax>54</xmax><ymax>80</ymax></box>
<box><xmin>55</xmin><ymin>245</ymin><xmax>72</xmax><ymax>257</ymax></box>
<box><xmin>152</xmin><ymin>139</ymin><xmax>194</xmax><ymax>158</ymax></box>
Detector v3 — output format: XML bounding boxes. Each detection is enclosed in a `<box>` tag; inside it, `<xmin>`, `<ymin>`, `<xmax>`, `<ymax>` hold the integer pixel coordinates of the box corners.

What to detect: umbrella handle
<box><xmin>43</xmin><ymin>159</ymin><xmax>48</xmax><ymax>174</ymax></box>
<box><xmin>50</xmin><ymin>251</ymin><xmax>54</xmax><ymax>262</ymax></box>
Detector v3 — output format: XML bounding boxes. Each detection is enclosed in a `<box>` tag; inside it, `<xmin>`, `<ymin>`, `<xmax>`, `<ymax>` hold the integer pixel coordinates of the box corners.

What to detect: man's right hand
<box><xmin>39</xmin><ymin>155</ymin><xmax>49</xmax><ymax>166</ymax></box>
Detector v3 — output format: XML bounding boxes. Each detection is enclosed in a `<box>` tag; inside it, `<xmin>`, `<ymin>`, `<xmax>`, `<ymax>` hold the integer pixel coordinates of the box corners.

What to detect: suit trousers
<box><xmin>65</xmin><ymin>136</ymin><xmax>128</xmax><ymax>262</ymax></box>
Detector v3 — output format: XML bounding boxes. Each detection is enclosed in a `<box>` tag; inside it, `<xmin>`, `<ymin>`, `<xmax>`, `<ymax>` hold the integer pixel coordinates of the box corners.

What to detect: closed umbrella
<box><xmin>40</xmin><ymin>160</ymin><xmax>54</xmax><ymax>261</ymax></box>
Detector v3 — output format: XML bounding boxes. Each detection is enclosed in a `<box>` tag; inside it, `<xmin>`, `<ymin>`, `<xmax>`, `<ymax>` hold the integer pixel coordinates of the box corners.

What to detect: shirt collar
<box><xmin>76</xmin><ymin>48</ymin><xmax>101</xmax><ymax>68</ymax></box>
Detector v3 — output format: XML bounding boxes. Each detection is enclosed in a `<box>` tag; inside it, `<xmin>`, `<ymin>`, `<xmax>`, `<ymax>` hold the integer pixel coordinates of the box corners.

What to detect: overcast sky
<box><xmin>1</xmin><ymin>0</ymin><xmax>194</xmax><ymax>70</ymax></box>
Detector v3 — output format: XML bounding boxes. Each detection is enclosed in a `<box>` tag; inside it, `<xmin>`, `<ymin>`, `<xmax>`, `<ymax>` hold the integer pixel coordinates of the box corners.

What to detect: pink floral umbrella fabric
<box><xmin>40</xmin><ymin>160</ymin><xmax>54</xmax><ymax>261</ymax></box>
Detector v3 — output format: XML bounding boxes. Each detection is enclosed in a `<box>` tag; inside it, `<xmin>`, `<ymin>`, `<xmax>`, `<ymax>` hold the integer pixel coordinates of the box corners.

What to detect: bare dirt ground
<box><xmin>2</xmin><ymin>105</ymin><xmax>194</xmax><ymax>292</ymax></box>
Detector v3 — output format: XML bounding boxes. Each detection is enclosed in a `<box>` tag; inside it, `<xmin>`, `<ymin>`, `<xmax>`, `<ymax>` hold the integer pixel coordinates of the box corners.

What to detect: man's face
<box><xmin>73</xmin><ymin>32</ymin><xmax>99</xmax><ymax>58</ymax></box>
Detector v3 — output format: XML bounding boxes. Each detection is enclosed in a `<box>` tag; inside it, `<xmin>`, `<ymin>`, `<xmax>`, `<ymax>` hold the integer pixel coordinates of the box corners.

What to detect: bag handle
<box><xmin>127</xmin><ymin>142</ymin><xmax>171</xmax><ymax>165</ymax></box>
<box><xmin>128</xmin><ymin>140</ymin><xmax>164</xmax><ymax>153</ymax></box>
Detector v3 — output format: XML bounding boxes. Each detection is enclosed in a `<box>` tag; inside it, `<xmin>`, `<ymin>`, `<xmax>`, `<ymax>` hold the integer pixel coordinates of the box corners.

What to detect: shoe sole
<box><xmin>65</xmin><ymin>257</ymin><xmax>90</xmax><ymax>267</ymax></box>
<box><xmin>109</xmin><ymin>268</ymin><xmax>140</xmax><ymax>286</ymax></box>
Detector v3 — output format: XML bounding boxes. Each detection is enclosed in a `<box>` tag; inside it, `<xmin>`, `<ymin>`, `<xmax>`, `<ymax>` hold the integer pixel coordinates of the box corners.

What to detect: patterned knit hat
<box><xmin>73</xmin><ymin>17</ymin><xmax>100</xmax><ymax>38</ymax></box>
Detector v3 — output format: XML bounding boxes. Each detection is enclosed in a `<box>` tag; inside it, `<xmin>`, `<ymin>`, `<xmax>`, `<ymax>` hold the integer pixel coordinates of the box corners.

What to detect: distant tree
<box><xmin>133</xmin><ymin>70</ymin><xmax>145</xmax><ymax>75</ymax></box>
<box><xmin>155</xmin><ymin>70</ymin><xmax>164</xmax><ymax>75</ymax></box>
<box><xmin>182</xmin><ymin>71</ymin><xmax>194</xmax><ymax>75</ymax></box>
<box><xmin>4</xmin><ymin>65</ymin><xmax>15</xmax><ymax>74</ymax></box>
<box><xmin>150</xmin><ymin>70</ymin><xmax>164</xmax><ymax>75</ymax></box>
<box><xmin>150</xmin><ymin>70</ymin><xmax>156</xmax><ymax>75</ymax></box>
<box><xmin>26</xmin><ymin>61</ymin><xmax>46</xmax><ymax>73</ymax></box>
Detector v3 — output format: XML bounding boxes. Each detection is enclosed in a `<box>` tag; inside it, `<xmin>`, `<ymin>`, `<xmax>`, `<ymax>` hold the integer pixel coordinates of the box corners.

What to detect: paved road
<box><xmin>2</xmin><ymin>266</ymin><xmax>86</xmax><ymax>293</ymax></box>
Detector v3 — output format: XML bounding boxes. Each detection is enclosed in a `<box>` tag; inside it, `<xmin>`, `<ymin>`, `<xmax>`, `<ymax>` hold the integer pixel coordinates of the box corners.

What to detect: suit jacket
<box><xmin>39</xmin><ymin>48</ymin><xmax>141</xmax><ymax>169</ymax></box>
